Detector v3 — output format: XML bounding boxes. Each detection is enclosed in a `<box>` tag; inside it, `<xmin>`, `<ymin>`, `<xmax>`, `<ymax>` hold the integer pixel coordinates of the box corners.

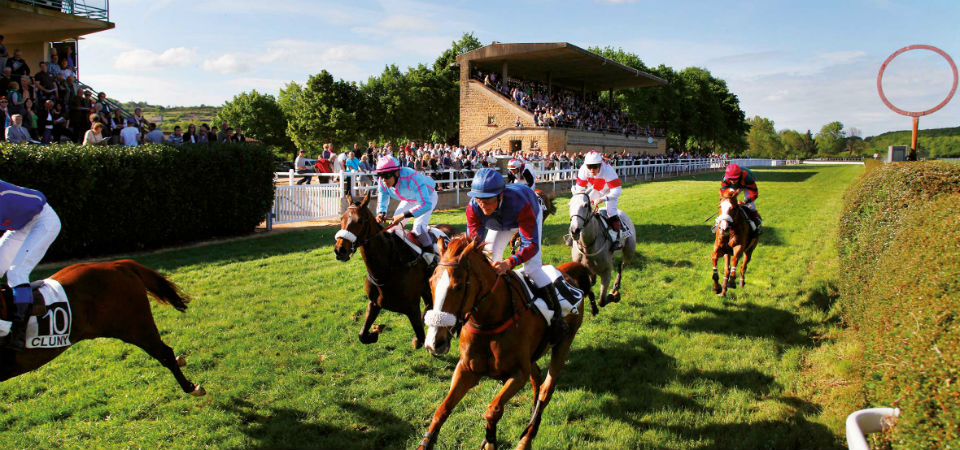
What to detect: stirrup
<box><xmin>422</xmin><ymin>252</ymin><xmax>436</xmax><ymax>266</ymax></box>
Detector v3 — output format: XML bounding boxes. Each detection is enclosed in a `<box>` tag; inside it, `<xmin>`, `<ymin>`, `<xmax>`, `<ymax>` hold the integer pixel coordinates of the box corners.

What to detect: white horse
<box><xmin>567</xmin><ymin>192</ymin><xmax>637</xmax><ymax>313</ymax></box>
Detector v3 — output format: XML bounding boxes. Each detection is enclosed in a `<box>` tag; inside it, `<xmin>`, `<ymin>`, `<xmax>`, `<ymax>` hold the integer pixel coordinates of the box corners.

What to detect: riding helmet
<box><xmin>468</xmin><ymin>168</ymin><xmax>506</xmax><ymax>198</ymax></box>
<box><xmin>725</xmin><ymin>163</ymin><xmax>742</xmax><ymax>179</ymax></box>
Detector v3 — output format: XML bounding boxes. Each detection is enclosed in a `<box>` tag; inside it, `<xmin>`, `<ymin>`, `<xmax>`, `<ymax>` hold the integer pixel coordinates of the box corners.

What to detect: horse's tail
<box><xmin>115</xmin><ymin>259</ymin><xmax>191</xmax><ymax>312</ymax></box>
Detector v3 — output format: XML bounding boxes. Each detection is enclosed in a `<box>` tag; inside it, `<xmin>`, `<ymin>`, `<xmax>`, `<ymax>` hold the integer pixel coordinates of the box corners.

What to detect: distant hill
<box><xmin>863</xmin><ymin>126</ymin><xmax>960</xmax><ymax>158</ymax></box>
<box><xmin>118</xmin><ymin>102</ymin><xmax>221</xmax><ymax>132</ymax></box>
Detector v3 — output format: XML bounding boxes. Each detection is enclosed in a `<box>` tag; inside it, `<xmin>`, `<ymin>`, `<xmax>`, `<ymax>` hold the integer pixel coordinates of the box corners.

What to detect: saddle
<box><xmin>0</xmin><ymin>282</ymin><xmax>50</xmax><ymax>321</ymax></box>
<box><xmin>595</xmin><ymin>210</ymin><xmax>633</xmax><ymax>240</ymax></box>
<box><xmin>512</xmin><ymin>268</ymin><xmax>582</xmax><ymax>322</ymax></box>
<box><xmin>390</xmin><ymin>226</ymin><xmax>450</xmax><ymax>255</ymax></box>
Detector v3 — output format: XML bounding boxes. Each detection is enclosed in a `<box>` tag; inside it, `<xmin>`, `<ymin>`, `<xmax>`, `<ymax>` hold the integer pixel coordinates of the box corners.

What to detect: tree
<box><xmin>745</xmin><ymin>116</ymin><xmax>783</xmax><ymax>158</ymax></box>
<box><xmin>779</xmin><ymin>129</ymin><xmax>805</xmax><ymax>158</ymax></box>
<box><xmin>815</xmin><ymin>121</ymin><xmax>847</xmax><ymax>155</ymax></box>
<box><xmin>280</xmin><ymin>70</ymin><xmax>363</xmax><ymax>151</ymax></box>
<box><xmin>215</xmin><ymin>90</ymin><xmax>294</xmax><ymax>151</ymax></box>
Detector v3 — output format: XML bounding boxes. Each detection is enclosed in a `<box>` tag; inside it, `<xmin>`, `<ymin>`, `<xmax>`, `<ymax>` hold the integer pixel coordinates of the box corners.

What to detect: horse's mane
<box><xmin>444</xmin><ymin>234</ymin><xmax>477</xmax><ymax>259</ymax></box>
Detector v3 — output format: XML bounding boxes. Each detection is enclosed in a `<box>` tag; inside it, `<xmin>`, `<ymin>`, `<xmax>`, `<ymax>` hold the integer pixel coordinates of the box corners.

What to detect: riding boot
<box><xmin>4</xmin><ymin>285</ymin><xmax>34</xmax><ymax>352</ymax></box>
<box><xmin>608</xmin><ymin>215</ymin><xmax>623</xmax><ymax>251</ymax></box>
<box><xmin>416</xmin><ymin>232</ymin><xmax>437</xmax><ymax>267</ymax></box>
<box><xmin>541</xmin><ymin>282</ymin><xmax>569</xmax><ymax>346</ymax></box>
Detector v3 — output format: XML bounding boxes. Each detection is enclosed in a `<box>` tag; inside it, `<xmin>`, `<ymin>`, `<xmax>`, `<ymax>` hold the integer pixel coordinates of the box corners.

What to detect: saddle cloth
<box><xmin>389</xmin><ymin>226</ymin><xmax>450</xmax><ymax>255</ymax></box>
<box><xmin>596</xmin><ymin>210</ymin><xmax>634</xmax><ymax>241</ymax></box>
<box><xmin>0</xmin><ymin>279</ymin><xmax>72</xmax><ymax>349</ymax></box>
<box><xmin>512</xmin><ymin>265</ymin><xmax>583</xmax><ymax>322</ymax></box>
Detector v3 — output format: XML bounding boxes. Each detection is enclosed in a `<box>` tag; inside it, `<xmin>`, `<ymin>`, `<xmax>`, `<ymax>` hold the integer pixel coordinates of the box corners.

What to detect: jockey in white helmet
<box><xmin>506</xmin><ymin>158</ymin><xmax>536</xmax><ymax>189</ymax></box>
<box><xmin>374</xmin><ymin>156</ymin><xmax>439</xmax><ymax>266</ymax></box>
<box><xmin>572</xmin><ymin>151</ymin><xmax>624</xmax><ymax>250</ymax></box>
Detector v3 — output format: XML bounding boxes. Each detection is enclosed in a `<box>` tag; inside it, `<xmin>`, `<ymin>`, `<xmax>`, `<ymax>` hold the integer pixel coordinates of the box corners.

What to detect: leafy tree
<box><xmin>815</xmin><ymin>121</ymin><xmax>847</xmax><ymax>155</ymax></box>
<box><xmin>280</xmin><ymin>70</ymin><xmax>363</xmax><ymax>151</ymax></box>
<box><xmin>745</xmin><ymin>116</ymin><xmax>783</xmax><ymax>158</ymax></box>
<box><xmin>215</xmin><ymin>90</ymin><xmax>294</xmax><ymax>151</ymax></box>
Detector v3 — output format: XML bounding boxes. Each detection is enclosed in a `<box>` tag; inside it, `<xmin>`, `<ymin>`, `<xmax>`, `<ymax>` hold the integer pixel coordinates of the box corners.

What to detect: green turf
<box><xmin>0</xmin><ymin>164</ymin><xmax>862</xmax><ymax>449</ymax></box>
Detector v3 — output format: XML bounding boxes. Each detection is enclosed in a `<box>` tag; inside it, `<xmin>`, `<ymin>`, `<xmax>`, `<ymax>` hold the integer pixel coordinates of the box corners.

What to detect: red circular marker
<box><xmin>877</xmin><ymin>45</ymin><xmax>958</xmax><ymax>117</ymax></box>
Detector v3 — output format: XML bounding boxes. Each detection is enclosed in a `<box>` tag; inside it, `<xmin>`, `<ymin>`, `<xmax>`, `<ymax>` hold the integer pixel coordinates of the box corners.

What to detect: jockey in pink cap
<box><xmin>374</xmin><ymin>156</ymin><xmax>439</xmax><ymax>265</ymax></box>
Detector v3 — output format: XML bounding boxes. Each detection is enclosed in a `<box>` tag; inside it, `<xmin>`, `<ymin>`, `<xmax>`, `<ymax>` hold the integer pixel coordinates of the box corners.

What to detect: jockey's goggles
<box><xmin>586</xmin><ymin>163</ymin><xmax>601</xmax><ymax>170</ymax></box>
<box><xmin>376</xmin><ymin>170</ymin><xmax>398</xmax><ymax>179</ymax></box>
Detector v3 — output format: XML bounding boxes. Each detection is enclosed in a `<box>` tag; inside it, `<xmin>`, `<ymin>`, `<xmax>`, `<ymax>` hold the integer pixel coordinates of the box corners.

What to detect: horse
<box><xmin>418</xmin><ymin>235</ymin><xmax>590</xmax><ymax>450</ymax></box>
<box><xmin>568</xmin><ymin>192</ymin><xmax>637</xmax><ymax>313</ymax></box>
<box><xmin>509</xmin><ymin>188</ymin><xmax>556</xmax><ymax>254</ymax></box>
<box><xmin>333</xmin><ymin>192</ymin><xmax>456</xmax><ymax>349</ymax></box>
<box><xmin>711</xmin><ymin>188</ymin><xmax>759</xmax><ymax>296</ymax></box>
<box><xmin>1</xmin><ymin>259</ymin><xmax>205</xmax><ymax>396</ymax></box>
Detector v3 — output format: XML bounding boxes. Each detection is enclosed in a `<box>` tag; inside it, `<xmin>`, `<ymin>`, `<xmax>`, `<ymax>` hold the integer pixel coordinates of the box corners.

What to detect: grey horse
<box><xmin>567</xmin><ymin>192</ymin><xmax>637</xmax><ymax>313</ymax></box>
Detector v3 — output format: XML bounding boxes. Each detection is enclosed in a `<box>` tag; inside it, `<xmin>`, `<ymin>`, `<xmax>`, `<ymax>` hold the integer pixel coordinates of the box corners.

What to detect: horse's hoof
<box><xmin>359</xmin><ymin>333</ymin><xmax>379</xmax><ymax>344</ymax></box>
<box><xmin>176</xmin><ymin>356</ymin><xmax>187</xmax><ymax>367</ymax></box>
<box><xmin>412</xmin><ymin>337</ymin><xmax>423</xmax><ymax>350</ymax></box>
<box><xmin>190</xmin><ymin>385</ymin><xmax>206</xmax><ymax>397</ymax></box>
<box><xmin>590</xmin><ymin>305</ymin><xmax>599</xmax><ymax>316</ymax></box>
<box><xmin>481</xmin><ymin>440</ymin><xmax>496</xmax><ymax>450</ymax></box>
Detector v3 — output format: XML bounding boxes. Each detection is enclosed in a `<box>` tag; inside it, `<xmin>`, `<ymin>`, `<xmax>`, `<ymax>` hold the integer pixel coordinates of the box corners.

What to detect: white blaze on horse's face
<box><xmin>425</xmin><ymin>270</ymin><xmax>456</xmax><ymax>354</ymax></box>
<box><xmin>718</xmin><ymin>198</ymin><xmax>735</xmax><ymax>231</ymax></box>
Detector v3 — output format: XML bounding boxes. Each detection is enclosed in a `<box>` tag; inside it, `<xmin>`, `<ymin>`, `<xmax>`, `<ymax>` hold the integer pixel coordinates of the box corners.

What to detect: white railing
<box><xmin>269</xmin><ymin>158</ymin><xmax>799</xmax><ymax>225</ymax></box>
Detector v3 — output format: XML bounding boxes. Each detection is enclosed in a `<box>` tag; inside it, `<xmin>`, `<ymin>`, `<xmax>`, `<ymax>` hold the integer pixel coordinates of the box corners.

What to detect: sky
<box><xmin>76</xmin><ymin>0</ymin><xmax>959</xmax><ymax>137</ymax></box>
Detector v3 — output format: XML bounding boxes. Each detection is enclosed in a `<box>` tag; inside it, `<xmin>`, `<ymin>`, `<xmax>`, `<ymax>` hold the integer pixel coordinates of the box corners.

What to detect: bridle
<box><xmin>334</xmin><ymin>204</ymin><xmax>384</xmax><ymax>257</ymax></box>
<box><xmin>569</xmin><ymin>193</ymin><xmax>607</xmax><ymax>256</ymax></box>
<box><xmin>429</xmin><ymin>249</ymin><xmax>523</xmax><ymax>336</ymax></box>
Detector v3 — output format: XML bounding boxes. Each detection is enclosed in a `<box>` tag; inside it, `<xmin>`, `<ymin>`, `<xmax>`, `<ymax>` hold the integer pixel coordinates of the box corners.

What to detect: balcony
<box><xmin>9</xmin><ymin>0</ymin><xmax>109</xmax><ymax>21</ymax></box>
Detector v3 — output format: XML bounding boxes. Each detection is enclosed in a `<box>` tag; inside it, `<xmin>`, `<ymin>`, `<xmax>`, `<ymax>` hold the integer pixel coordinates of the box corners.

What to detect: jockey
<box><xmin>466</xmin><ymin>168</ymin><xmax>572</xmax><ymax>344</ymax></box>
<box><xmin>573</xmin><ymin>151</ymin><xmax>624</xmax><ymax>250</ymax></box>
<box><xmin>374</xmin><ymin>156</ymin><xmax>439</xmax><ymax>266</ymax></box>
<box><xmin>506</xmin><ymin>158</ymin><xmax>536</xmax><ymax>189</ymax></box>
<box><xmin>0</xmin><ymin>180</ymin><xmax>62</xmax><ymax>352</ymax></box>
<box><xmin>720</xmin><ymin>163</ymin><xmax>762</xmax><ymax>233</ymax></box>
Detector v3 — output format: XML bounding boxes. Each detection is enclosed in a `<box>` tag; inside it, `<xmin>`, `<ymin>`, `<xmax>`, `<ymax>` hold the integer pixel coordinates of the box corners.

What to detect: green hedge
<box><xmin>0</xmin><ymin>143</ymin><xmax>275</xmax><ymax>260</ymax></box>
<box><xmin>837</xmin><ymin>162</ymin><xmax>960</xmax><ymax>448</ymax></box>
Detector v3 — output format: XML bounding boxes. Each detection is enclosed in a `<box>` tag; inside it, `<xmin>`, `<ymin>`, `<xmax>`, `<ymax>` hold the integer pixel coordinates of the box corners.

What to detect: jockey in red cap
<box><xmin>720</xmin><ymin>163</ymin><xmax>762</xmax><ymax>233</ymax></box>
<box><xmin>506</xmin><ymin>158</ymin><xmax>536</xmax><ymax>189</ymax></box>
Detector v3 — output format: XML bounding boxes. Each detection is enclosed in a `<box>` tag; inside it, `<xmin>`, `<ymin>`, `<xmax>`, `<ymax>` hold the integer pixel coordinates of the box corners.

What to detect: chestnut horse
<box><xmin>333</xmin><ymin>192</ymin><xmax>455</xmax><ymax>349</ymax></box>
<box><xmin>1</xmin><ymin>260</ymin><xmax>205</xmax><ymax>396</ymax></box>
<box><xmin>711</xmin><ymin>188</ymin><xmax>759</xmax><ymax>296</ymax></box>
<box><xmin>419</xmin><ymin>235</ymin><xmax>591</xmax><ymax>450</ymax></box>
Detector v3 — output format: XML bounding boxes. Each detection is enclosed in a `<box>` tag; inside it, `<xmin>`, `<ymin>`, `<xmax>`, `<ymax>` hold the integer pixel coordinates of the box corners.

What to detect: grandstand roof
<box><xmin>457</xmin><ymin>42</ymin><xmax>667</xmax><ymax>91</ymax></box>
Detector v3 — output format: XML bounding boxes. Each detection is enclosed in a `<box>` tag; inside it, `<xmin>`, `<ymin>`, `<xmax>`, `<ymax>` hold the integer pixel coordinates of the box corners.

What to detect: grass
<box><xmin>0</xmin><ymin>164</ymin><xmax>863</xmax><ymax>449</ymax></box>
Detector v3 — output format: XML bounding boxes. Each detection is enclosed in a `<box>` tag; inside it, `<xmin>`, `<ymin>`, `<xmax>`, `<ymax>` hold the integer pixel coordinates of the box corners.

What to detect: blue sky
<box><xmin>77</xmin><ymin>0</ymin><xmax>959</xmax><ymax>137</ymax></box>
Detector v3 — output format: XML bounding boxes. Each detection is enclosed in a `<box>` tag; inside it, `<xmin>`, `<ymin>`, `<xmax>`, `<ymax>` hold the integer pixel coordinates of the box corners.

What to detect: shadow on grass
<box><xmin>223</xmin><ymin>397</ymin><xmax>415</xmax><ymax>450</ymax></box>
<box><xmin>562</xmin><ymin>337</ymin><xmax>840</xmax><ymax>449</ymax></box>
<box><xmin>675</xmin><ymin>302</ymin><xmax>815</xmax><ymax>347</ymax></box>
<box><xmin>540</xmin><ymin>223</ymin><xmax>783</xmax><ymax>247</ymax></box>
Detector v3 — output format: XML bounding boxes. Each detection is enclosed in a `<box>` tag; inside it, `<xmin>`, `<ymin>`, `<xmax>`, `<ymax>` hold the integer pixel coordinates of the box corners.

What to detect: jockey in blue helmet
<box><xmin>0</xmin><ymin>179</ymin><xmax>62</xmax><ymax>351</ymax></box>
<box><xmin>375</xmin><ymin>155</ymin><xmax>439</xmax><ymax>266</ymax></box>
<box><xmin>465</xmin><ymin>168</ymin><xmax>570</xmax><ymax>344</ymax></box>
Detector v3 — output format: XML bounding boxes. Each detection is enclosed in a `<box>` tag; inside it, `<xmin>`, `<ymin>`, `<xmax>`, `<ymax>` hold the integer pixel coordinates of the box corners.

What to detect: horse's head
<box><xmin>424</xmin><ymin>234</ymin><xmax>490</xmax><ymax>357</ymax></box>
<box><xmin>716</xmin><ymin>188</ymin><xmax>741</xmax><ymax>233</ymax></box>
<box><xmin>334</xmin><ymin>192</ymin><xmax>378</xmax><ymax>261</ymax></box>
<box><xmin>568</xmin><ymin>192</ymin><xmax>593</xmax><ymax>240</ymax></box>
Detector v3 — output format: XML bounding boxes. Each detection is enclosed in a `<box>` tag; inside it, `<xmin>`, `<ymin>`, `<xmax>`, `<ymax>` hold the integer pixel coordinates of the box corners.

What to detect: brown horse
<box><xmin>419</xmin><ymin>235</ymin><xmax>589</xmax><ymax>450</ymax></box>
<box><xmin>1</xmin><ymin>260</ymin><xmax>205</xmax><ymax>396</ymax></box>
<box><xmin>333</xmin><ymin>192</ymin><xmax>455</xmax><ymax>349</ymax></box>
<box><xmin>509</xmin><ymin>189</ymin><xmax>556</xmax><ymax>255</ymax></box>
<box><xmin>711</xmin><ymin>188</ymin><xmax>759</xmax><ymax>296</ymax></box>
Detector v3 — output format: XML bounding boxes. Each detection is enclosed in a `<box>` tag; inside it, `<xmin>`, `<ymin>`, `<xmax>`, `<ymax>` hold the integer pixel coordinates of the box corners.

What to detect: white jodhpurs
<box><xmin>0</xmin><ymin>204</ymin><xmax>61</xmax><ymax>287</ymax></box>
<box><xmin>482</xmin><ymin>208</ymin><xmax>552</xmax><ymax>288</ymax></box>
<box><xmin>587</xmin><ymin>190</ymin><xmax>620</xmax><ymax>218</ymax></box>
<box><xmin>395</xmin><ymin>190</ymin><xmax>438</xmax><ymax>244</ymax></box>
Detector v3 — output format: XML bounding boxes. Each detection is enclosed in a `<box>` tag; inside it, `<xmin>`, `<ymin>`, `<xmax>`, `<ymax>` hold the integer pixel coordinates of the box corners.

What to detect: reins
<box><xmin>437</xmin><ymin>251</ymin><xmax>528</xmax><ymax>336</ymax></box>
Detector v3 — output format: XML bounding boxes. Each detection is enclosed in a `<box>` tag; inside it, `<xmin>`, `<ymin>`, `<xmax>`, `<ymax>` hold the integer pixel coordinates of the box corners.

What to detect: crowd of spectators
<box><xmin>292</xmin><ymin>139</ymin><xmax>725</xmax><ymax>189</ymax></box>
<box><xmin>0</xmin><ymin>37</ymin><xmax>246</xmax><ymax>147</ymax></box>
<box><xmin>473</xmin><ymin>68</ymin><xmax>666</xmax><ymax>138</ymax></box>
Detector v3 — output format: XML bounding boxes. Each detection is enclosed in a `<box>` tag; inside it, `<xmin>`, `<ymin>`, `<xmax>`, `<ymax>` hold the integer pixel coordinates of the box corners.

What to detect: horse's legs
<box><xmin>481</xmin><ymin>371</ymin><xmax>529</xmax><ymax>450</ymax></box>
<box><xmin>528</xmin><ymin>363</ymin><xmax>543</xmax><ymax>414</ymax></box>
<box><xmin>728</xmin><ymin>247</ymin><xmax>743</xmax><ymax>290</ymax></box>
<box><xmin>406</xmin><ymin>309</ymin><xmax>426</xmax><ymax>350</ymax></box>
<box><xmin>721</xmin><ymin>253</ymin><xmax>731</xmax><ymax>296</ymax></box>
<box><xmin>596</xmin><ymin>269</ymin><xmax>612</xmax><ymax>307</ymax></box>
<box><xmin>359</xmin><ymin>300</ymin><xmax>382</xmax><ymax>344</ymax></box>
<box><xmin>118</xmin><ymin>328</ymin><xmax>204</xmax><ymax>396</ymax></box>
<box><xmin>518</xmin><ymin>329</ymin><xmax>575</xmax><ymax>450</ymax></box>
<box><xmin>418</xmin><ymin>364</ymin><xmax>480</xmax><ymax>450</ymax></box>
<box><xmin>711</xmin><ymin>250</ymin><xmax>722</xmax><ymax>294</ymax></box>
<box><xmin>608</xmin><ymin>259</ymin><xmax>624</xmax><ymax>304</ymax></box>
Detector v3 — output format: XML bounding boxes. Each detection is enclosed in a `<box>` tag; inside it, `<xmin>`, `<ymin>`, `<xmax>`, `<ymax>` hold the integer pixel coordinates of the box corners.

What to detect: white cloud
<box><xmin>80</xmin><ymin>73</ymin><xmax>233</xmax><ymax>107</ymax></box>
<box><xmin>114</xmin><ymin>47</ymin><xmax>198</xmax><ymax>71</ymax></box>
<box><xmin>202</xmin><ymin>53</ymin><xmax>253</xmax><ymax>75</ymax></box>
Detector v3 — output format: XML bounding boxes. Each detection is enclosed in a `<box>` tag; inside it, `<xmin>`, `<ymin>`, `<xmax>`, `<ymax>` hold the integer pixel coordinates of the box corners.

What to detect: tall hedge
<box><xmin>836</xmin><ymin>162</ymin><xmax>960</xmax><ymax>448</ymax></box>
<box><xmin>0</xmin><ymin>143</ymin><xmax>275</xmax><ymax>260</ymax></box>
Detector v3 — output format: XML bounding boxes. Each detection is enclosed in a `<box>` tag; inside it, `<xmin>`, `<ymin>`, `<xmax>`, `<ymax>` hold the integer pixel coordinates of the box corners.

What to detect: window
<box><xmin>487</xmin><ymin>115</ymin><xmax>496</xmax><ymax>126</ymax></box>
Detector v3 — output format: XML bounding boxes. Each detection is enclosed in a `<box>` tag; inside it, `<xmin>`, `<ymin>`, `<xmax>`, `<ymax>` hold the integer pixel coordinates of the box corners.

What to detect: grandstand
<box><xmin>457</xmin><ymin>42</ymin><xmax>668</xmax><ymax>155</ymax></box>
<box><xmin>0</xmin><ymin>0</ymin><xmax>113</xmax><ymax>67</ymax></box>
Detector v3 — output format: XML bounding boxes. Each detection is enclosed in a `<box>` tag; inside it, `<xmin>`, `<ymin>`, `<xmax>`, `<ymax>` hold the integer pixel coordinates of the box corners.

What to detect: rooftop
<box><xmin>0</xmin><ymin>0</ymin><xmax>113</xmax><ymax>43</ymax></box>
<box><xmin>457</xmin><ymin>42</ymin><xmax>667</xmax><ymax>92</ymax></box>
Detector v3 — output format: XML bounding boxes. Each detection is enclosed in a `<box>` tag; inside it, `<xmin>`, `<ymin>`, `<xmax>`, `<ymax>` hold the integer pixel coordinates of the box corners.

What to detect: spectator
<box><xmin>314</xmin><ymin>152</ymin><xmax>333</xmax><ymax>177</ymax></box>
<box><xmin>216</xmin><ymin>121</ymin><xmax>228</xmax><ymax>142</ymax></box>
<box><xmin>233</xmin><ymin>126</ymin><xmax>245</xmax><ymax>142</ymax></box>
<box><xmin>131</xmin><ymin>107</ymin><xmax>147</xmax><ymax>127</ymax></box>
<box><xmin>62</xmin><ymin>46</ymin><xmax>76</xmax><ymax>72</ymax></box>
<box><xmin>144</xmin><ymin>122</ymin><xmax>164</xmax><ymax>143</ymax></box>
<box><xmin>345</xmin><ymin>151</ymin><xmax>360</xmax><ymax>172</ymax></box>
<box><xmin>21</xmin><ymin>98</ymin><xmax>37</xmax><ymax>138</ymax></box>
<box><xmin>168</xmin><ymin>125</ymin><xmax>184</xmax><ymax>145</ymax></box>
<box><xmin>47</xmin><ymin>51</ymin><xmax>61</xmax><ymax>79</ymax></box>
<box><xmin>5</xmin><ymin>113</ymin><xmax>30</xmax><ymax>143</ymax></box>
<box><xmin>295</xmin><ymin>149</ymin><xmax>312</xmax><ymax>185</ymax></box>
<box><xmin>35</xmin><ymin>62</ymin><xmax>57</xmax><ymax>103</ymax></box>
<box><xmin>6</xmin><ymin>81</ymin><xmax>23</xmax><ymax>115</ymax></box>
<box><xmin>0</xmin><ymin>35</ymin><xmax>7</xmax><ymax>71</ymax></box>
<box><xmin>119</xmin><ymin>118</ymin><xmax>141</xmax><ymax>147</ymax></box>
<box><xmin>201</xmin><ymin>123</ymin><xmax>215</xmax><ymax>143</ymax></box>
<box><xmin>57</xmin><ymin>58</ymin><xmax>75</xmax><ymax>82</ymax></box>
<box><xmin>0</xmin><ymin>96</ymin><xmax>9</xmax><ymax>133</ymax></box>
<box><xmin>37</xmin><ymin>99</ymin><xmax>65</xmax><ymax>144</ymax></box>
<box><xmin>5</xmin><ymin>49</ymin><xmax>29</xmax><ymax>80</ymax></box>
<box><xmin>182</xmin><ymin>124</ymin><xmax>199</xmax><ymax>144</ymax></box>
<box><xmin>0</xmin><ymin>68</ymin><xmax>11</xmax><ymax>96</ymax></box>
<box><xmin>82</xmin><ymin>122</ymin><xmax>107</xmax><ymax>146</ymax></box>
<box><xmin>221</xmin><ymin>127</ymin><xmax>234</xmax><ymax>143</ymax></box>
